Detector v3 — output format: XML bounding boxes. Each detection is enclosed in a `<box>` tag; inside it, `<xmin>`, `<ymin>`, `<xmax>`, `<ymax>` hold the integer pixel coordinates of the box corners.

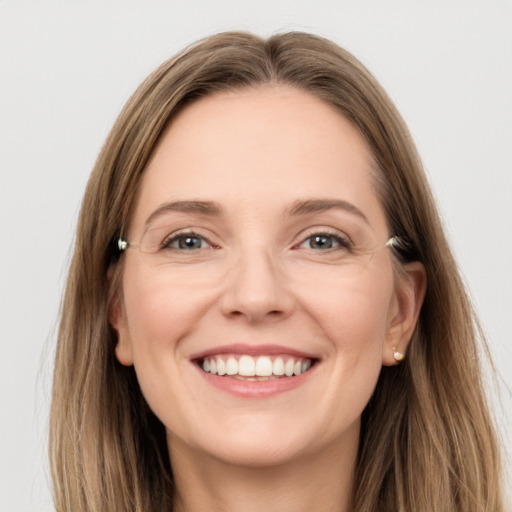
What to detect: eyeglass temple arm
<box><xmin>118</xmin><ymin>238</ymin><xmax>129</xmax><ymax>252</ymax></box>
<box><xmin>385</xmin><ymin>235</ymin><xmax>411</xmax><ymax>252</ymax></box>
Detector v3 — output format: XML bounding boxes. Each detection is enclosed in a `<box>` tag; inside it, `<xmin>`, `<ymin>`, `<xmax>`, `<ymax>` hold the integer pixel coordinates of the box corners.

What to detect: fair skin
<box><xmin>112</xmin><ymin>86</ymin><xmax>425</xmax><ymax>512</ymax></box>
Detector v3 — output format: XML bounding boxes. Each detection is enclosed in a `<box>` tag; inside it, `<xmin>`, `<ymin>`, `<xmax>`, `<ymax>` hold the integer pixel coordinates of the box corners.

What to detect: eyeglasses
<box><xmin>116</xmin><ymin>231</ymin><xmax>406</xmax><ymax>269</ymax></box>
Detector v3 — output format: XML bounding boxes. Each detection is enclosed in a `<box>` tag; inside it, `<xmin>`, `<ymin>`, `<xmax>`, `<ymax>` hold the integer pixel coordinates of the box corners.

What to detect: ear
<box><xmin>382</xmin><ymin>261</ymin><xmax>427</xmax><ymax>366</ymax></box>
<box><xmin>109</xmin><ymin>288</ymin><xmax>134</xmax><ymax>367</ymax></box>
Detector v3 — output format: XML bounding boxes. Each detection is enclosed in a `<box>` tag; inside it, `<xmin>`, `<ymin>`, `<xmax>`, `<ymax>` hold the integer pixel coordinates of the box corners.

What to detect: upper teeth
<box><xmin>202</xmin><ymin>355</ymin><xmax>312</xmax><ymax>377</ymax></box>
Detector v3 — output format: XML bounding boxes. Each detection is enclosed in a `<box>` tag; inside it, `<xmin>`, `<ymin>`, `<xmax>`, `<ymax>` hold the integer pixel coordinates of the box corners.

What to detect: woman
<box><xmin>49</xmin><ymin>32</ymin><xmax>504</xmax><ymax>511</ymax></box>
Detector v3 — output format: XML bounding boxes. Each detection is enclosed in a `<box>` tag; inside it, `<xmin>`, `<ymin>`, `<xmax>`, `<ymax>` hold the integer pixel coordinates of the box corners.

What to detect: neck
<box><xmin>169</xmin><ymin>427</ymin><xmax>358</xmax><ymax>512</ymax></box>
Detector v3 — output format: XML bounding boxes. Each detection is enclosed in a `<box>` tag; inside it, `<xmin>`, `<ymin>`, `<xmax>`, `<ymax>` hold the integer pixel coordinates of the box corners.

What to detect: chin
<box><xmin>167</xmin><ymin>411</ymin><xmax>360</xmax><ymax>470</ymax></box>
<box><xmin>198</xmin><ymin>435</ymin><xmax>311</xmax><ymax>469</ymax></box>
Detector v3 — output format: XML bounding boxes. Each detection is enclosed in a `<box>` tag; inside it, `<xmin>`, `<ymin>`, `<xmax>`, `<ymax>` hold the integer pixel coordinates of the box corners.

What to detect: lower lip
<box><xmin>195</xmin><ymin>364</ymin><xmax>317</xmax><ymax>398</ymax></box>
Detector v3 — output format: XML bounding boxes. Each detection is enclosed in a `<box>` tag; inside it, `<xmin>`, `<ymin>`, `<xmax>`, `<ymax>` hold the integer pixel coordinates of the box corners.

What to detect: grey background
<box><xmin>1</xmin><ymin>1</ymin><xmax>511</xmax><ymax>510</ymax></box>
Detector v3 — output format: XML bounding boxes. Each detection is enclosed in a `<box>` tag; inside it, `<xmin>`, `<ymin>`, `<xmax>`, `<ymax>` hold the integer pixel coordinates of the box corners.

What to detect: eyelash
<box><xmin>160</xmin><ymin>229</ymin><xmax>352</xmax><ymax>252</ymax></box>
<box><xmin>295</xmin><ymin>230</ymin><xmax>352</xmax><ymax>251</ymax></box>
<box><xmin>161</xmin><ymin>231</ymin><xmax>215</xmax><ymax>250</ymax></box>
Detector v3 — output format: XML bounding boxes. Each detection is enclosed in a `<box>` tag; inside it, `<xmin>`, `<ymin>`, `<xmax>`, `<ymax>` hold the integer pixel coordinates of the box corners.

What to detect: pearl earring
<box><xmin>393</xmin><ymin>346</ymin><xmax>405</xmax><ymax>363</ymax></box>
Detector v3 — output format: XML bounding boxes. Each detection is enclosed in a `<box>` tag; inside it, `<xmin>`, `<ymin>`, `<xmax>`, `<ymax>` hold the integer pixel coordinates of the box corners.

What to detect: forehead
<box><xmin>130</xmin><ymin>86</ymin><xmax>387</xmax><ymax>234</ymax></box>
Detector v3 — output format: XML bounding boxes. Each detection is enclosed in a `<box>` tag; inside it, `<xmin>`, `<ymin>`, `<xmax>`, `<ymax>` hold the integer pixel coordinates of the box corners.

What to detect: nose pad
<box><xmin>220</xmin><ymin>251</ymin><xmax>293</xmax><ymax>323</ymax></box>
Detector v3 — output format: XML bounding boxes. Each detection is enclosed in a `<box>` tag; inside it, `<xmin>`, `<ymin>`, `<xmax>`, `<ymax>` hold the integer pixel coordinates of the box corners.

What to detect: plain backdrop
<box><xmin>1</xmin><ymin>1</ymin><xmax>511</xmax><ymax>510</ymax></box>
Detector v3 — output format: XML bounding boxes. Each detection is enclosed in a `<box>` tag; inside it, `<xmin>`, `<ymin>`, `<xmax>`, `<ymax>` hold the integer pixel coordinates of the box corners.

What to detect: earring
<box><xmin>393</xmin><ymin>346</ymin><xmax>405</xmax><ymax>363</ymax></box>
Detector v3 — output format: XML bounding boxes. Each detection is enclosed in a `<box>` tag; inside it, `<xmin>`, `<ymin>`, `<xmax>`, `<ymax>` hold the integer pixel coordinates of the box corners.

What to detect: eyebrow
<box><xmin>144</xmin><ymin>198</ymin><xmax>369</xmax><ymax>227</ymax></box>
<box><xmin>286</xmin><ymin>198</ymin><xmax>369</xmax><ymax>224</ymax></box>
<box><xmin>145</xmin><ymin>200</ymin><xmax>223</xmax><ymax>227</ymax></box>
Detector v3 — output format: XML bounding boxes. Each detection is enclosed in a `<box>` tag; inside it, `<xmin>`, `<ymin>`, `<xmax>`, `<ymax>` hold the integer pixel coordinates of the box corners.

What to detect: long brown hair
<box><xmin>50</xmin><ymin>32</ymin><xmax>503</xmax><ymax>511</ymax></box>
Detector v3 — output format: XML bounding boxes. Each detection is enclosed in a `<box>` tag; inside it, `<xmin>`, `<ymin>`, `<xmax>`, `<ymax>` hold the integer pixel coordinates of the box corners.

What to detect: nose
<box><xmin>220</xmin><ymin>249</ymin><xmax>294</xmax><ymax>323</ymax></box>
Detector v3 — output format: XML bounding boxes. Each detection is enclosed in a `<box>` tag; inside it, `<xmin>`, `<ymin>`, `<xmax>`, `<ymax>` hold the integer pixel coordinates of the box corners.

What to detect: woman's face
<box><xmin>113</xmin><ymin>86</ymin><xmax>418</xmax><ymax>467</ymax></box>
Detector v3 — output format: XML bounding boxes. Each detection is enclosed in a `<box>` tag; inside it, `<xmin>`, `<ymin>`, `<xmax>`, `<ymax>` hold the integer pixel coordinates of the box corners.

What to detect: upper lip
<box><xmin>189</xmin><ymin>343</ymin><xmax>319</xmax><ymax>361</ymax></box>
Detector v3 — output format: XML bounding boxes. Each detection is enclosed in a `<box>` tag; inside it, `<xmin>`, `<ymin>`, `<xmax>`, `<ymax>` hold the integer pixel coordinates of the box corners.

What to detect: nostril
<box><xmin>226</xmin><ymin>309</ymin><xmax>284</xmax><ymax>320</ymax></box>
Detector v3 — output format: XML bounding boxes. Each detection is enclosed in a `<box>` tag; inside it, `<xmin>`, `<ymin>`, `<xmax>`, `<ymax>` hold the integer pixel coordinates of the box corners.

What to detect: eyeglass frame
<box><xmin>115</xmin><ymin>234</ymin><xmax>409</xmax><ymax>259</ymax></box>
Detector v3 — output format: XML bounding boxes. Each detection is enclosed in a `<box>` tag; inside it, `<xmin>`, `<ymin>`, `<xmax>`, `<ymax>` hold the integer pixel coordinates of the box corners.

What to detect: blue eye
<box><xmin>299</xmin><ymin>233</ymin><xmax>350</xmax><ymax>250</ymax></box>
<box><xmin>163</xmin><ymin>232</ymin><xmax>211</xmax><ymax>250</ymax></box>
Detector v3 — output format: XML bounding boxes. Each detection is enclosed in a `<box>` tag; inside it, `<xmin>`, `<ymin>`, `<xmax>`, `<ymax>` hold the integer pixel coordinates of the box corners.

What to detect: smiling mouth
<box><xmin>197</xmin><ymin>354</ymin><xmax>316</xmax><ymax>381</ymax></box>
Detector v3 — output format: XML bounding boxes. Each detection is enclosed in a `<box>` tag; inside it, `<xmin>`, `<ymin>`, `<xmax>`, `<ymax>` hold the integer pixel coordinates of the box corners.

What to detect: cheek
<box><xmin>120</xmin><ymin>269</ymin><xmax>210</xmax><ymax>431</ymax></box>
<box><xmin>305</xmin><ymin>269</ymin><xmax>395</xmax><ymax>353</ymax></box>
<box><xmin>320</xmin><ymin>298</ymin><xmax>389</xmax><ymax>395</ymax></box>
<box><xmin>122</xmin><ymin>263</ymin><xmax>208</xmax><ymax>352</ymax></box>
<box><xmin>302</xmin><ymin>270</ymin><xmax>394</xmax><ymax>405</ymax></box>
<box><xmin>283</xmin><ymin>271</ymin><xmax>396</xmax><ymax>443</ymax></box>
<box><xmin>120</xmin><ymin>264</ymin><xmax>204</xmax><ymax>386</ymax></box>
